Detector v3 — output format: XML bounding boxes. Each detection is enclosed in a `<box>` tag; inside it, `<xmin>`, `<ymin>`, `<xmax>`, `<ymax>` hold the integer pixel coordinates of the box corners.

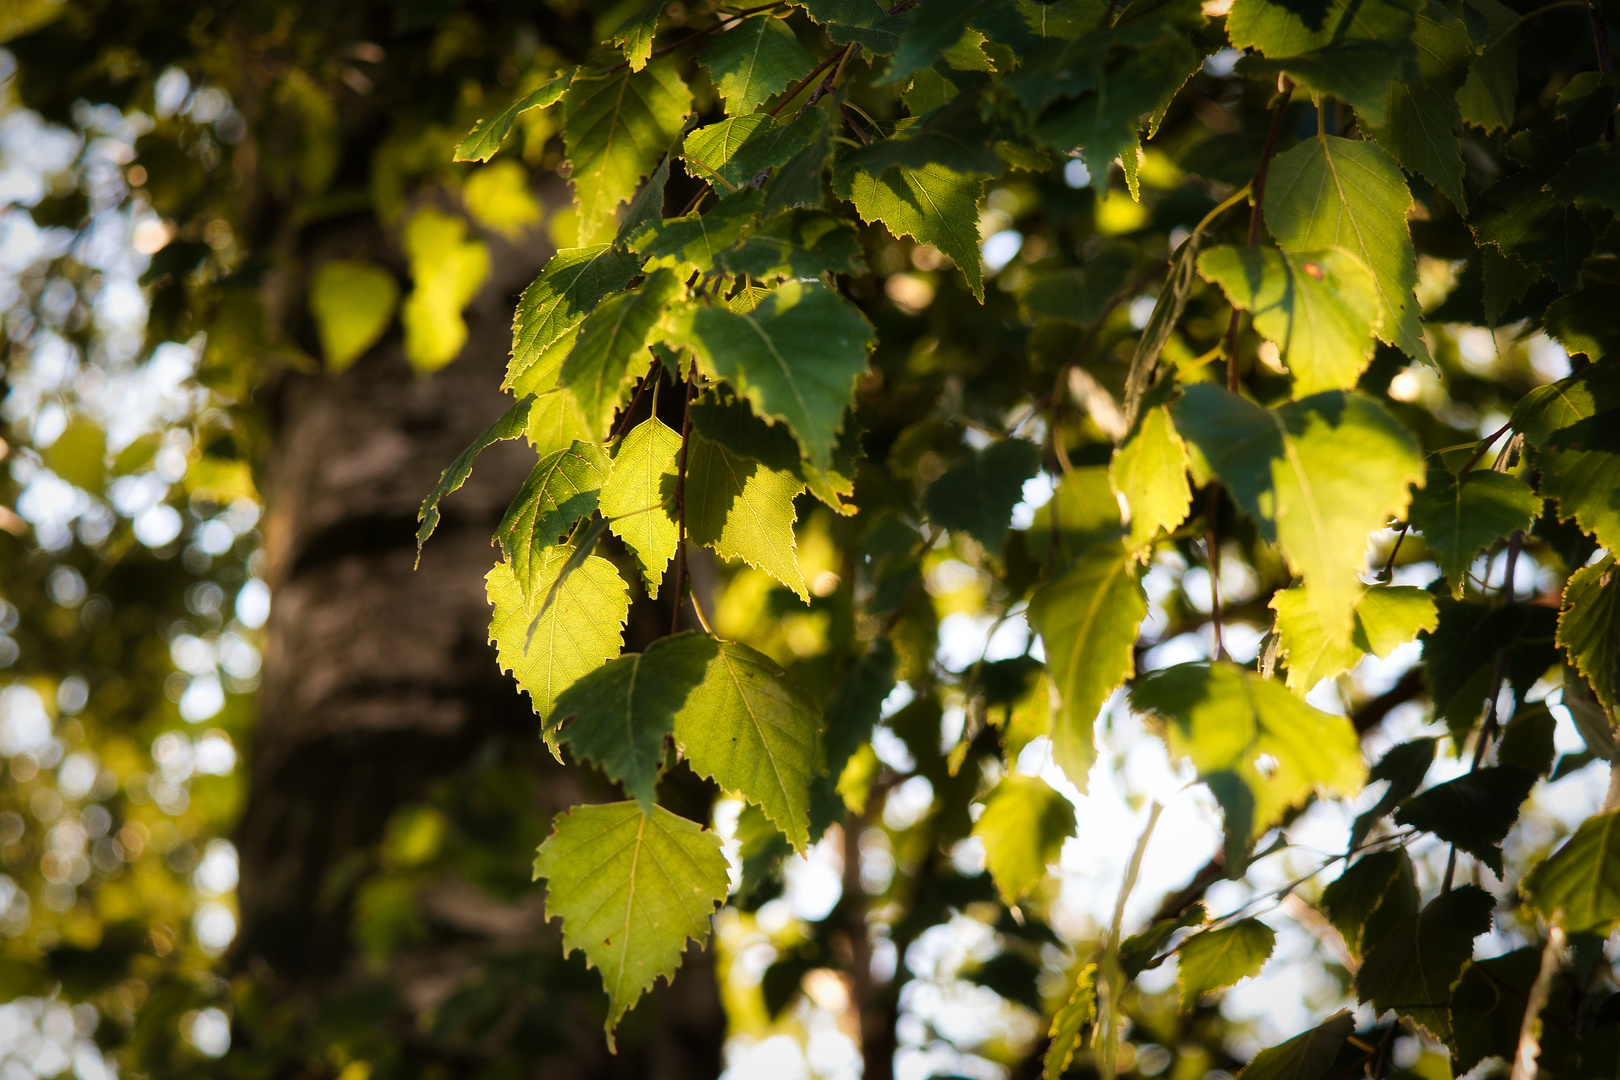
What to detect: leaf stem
<box><xmin>672</xmin><ymin>361</ymin><xmax>698</xmax><ymax>635</ymax></box>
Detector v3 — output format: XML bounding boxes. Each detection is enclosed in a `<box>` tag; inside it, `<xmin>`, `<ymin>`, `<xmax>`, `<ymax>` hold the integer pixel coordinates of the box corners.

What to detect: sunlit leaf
<box><xmin>560</xmin><ymin>269</ymin><xmax>681</xmax><ymax>440</ymax></box>
<box><xmin>973</xmin><ymin>774</ymin><xmax>1077</xmax><ymax>904</ymax></box>
<box><xmin>497</xmin><ymin>441</ymin><xmax>613</xmax><ymax>600</ymax></box>
<box><xmin>308</xmin><ymin>259</ymin><xmax>399</xmax><ymax>373</ymax></box>
<box><xmin>601</xmin><ymin>416</ymin><xmax>682</xmax><ymax>597</ymax></box>
<box><xmin>698</xmin><ymin>15</ymin><xmax>817</xmax><ymax>115</ymax></box>
<box><xmin>1176</xmin><ymin>918</ymin><xmax>1275</xmax><ymax>1012</ymax></box>
<box><xmin>563</xmin><ymin>63</ymin><xmax>692</xmax><ymax>245</ymax></box>
<box><xmin>1524</xmin><ymin>810</ymin><xmax>1620</xmax><ymax>933</ymax></box>
<box><xmin>506</xmin><ymin>245</ymin><xmax>644</xmax><ymax>398</ymax></box>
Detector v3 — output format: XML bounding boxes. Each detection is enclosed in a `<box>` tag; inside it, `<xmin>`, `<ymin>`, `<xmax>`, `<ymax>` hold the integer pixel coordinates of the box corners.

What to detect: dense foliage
<box><xmin>0</xmin><ymin>0</ymin><xmax>1615</xmax><ymax>1077</ymax></box>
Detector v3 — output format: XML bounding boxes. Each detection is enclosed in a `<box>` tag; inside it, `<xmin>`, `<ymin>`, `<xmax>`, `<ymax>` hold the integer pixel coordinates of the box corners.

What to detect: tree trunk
<box><xmin>233</xmin><ymin>208</ymin><xmax>726</xmax><ymax>1078</ymax></box>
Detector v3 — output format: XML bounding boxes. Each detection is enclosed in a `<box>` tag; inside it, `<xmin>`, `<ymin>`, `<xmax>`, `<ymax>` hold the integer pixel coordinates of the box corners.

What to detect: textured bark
<box><xmin>233</xmin><ymin>209</ymin><xmax>726</xmax><ymax>1077</ymax></box>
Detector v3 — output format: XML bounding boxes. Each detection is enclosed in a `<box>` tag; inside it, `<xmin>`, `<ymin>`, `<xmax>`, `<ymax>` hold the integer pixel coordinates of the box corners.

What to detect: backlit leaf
<box><xmin>1028</xmin><ymin>541</ymin><xmax>1146</xmax><ymax>792</ymax></box>
<box><xmin>631</xmin><ymin>188</ymin><xmax>764</xmax><ymax>275</ymax></box>
<box><xmin>1513</xmin><ymin>366</ymin><xmax>1620</xmax><ymax>552</ymax></box>
<box><xmin>698</xmin><ymin>15</ymin><xmax>817</xmax><ymax>115</ymax></box>
<box><xmin>552</xmin><ymin>632</ymin><xmax>718</xmax><ymax>807</ymax></box>
<box><xmin>834</xmin><ymin>159</ymin><xmax>986</xmax><ymax>300</ymax></box>
<box><xmin>563</xmin><ymin>62</ymin><xmax>692</xmax><ymax>245</ymax></box>
<box><xmin>560</xmin><ymin>269</ymin><xmax>681</xmax><ymax>440</ymax></box>
<box><xmin>1027</xmin><ymin>465</ymin><xmax>1126</xmax><ymax>565</ymax></box>
<box><xmin>669</xmin><ymin>280</ymin><xmax>873</xmax><ymax>475</ymax></box>
<box><xmin>1226</xmin><ymin>0</ymin><xmax>1419</xmax><ymax>122</ymax></box>
<box><xmin>1133</xmin><ymin>661</ymin><xmax>1366</xmax><ymax>848</ymax></box>
<box><xmin>525</xmin><ymin>388</ymin><xmax>596</xmax><ymax>456</ymax></box>
<box><xmin>718</xmin><ymin>208</ymin><xmax>865</xmax><ymax>280</ymax></box>
<box><xmin>1111</xmin><ymin>402</ymin><xmax>1191</xmax><ymax>552</ymax></box>
<box><xmin>1359</xmin><ymin>1</ymin><xmax>1471</xmax><ymax>210</ymax></box>
<box><xmin>684</xmin><ymin>431</ymin><xmax>809</xmax><ymax>601</ymax></box>
<box><xmin>1263</xmin><ymin>135</ymin><xmax>1427</xmax><ymax>363</ymax></box>
<box><xmin>533</xmin><ymin>801</ymin><xmax>729</xmax><ymax>1041</ymax></box>
<box><xmin>1042</xmin><ymin>963</ymin><xmax>1096</xmax><ymax>1080</ymax></box>
<box><xmin>1271</xmin><ymin>585</ymin><xmax>1437</xmax><ymax>692</ymax></box>
<box><xmin>506</xmin><ymin>245</ymin><xmax>643</xmax><ymax>397</ymax></box>
<box><xmin>1524</xmin><ymin>810</ymin><xmax>1620</xmax><ymax>932</ymax></box>
<box><xmin>455</xmin><ymin>70</ymin><xmax>575</xmax><ymax>163</ymax></box>
<box><xmin>497</xmin><ymin>441</ymin><xmax>613</xmax><ymax>600</ymax></box>
<box><xmin>308</xmin><ymin>259</ymin><xmax>399</xmax><ymax>373</ymax></box>
<box><xmin>674</xmin><ymin>639</ymin><xmax>821</xmax><ymax>851</ymax></box>
<box><xmin>1354</xmin><ymin>884</ymin><xmax>1494</xmax><ymax>1039</ymax></box>
<box><xmin>1196</xmin><ymin>246</ymin><xmax>1379</xmax><ymax>396</ymax></box>
<box><xmin>973</xmin><ymin>774</ymin><xmax>1077</xmax><ymax>904</ymax></box>
<box><xmin>1407</xmin><ymin>467</ymin><xmax>1540</xmax><ymax>597</ymax></box>
<box><xmin>417</xmin><ymin>394</ymin><xmax>537</xmax><ymax>553</ymax></box>
<box><xmin>1172</xmin><ymin>386</ymin><xmax>1424</xmax><ymax>650</ymax></box>
<box><xmin>487</xmin><ymin>551</ymin><xmax>629</xmax><ymax>735</ymax></box>
<box><xmin>1558</xmin><ymin>555</ymin><xmax>1620</xmax><ymax>719</ymax></box>
<box><xmin>683</xmin><ymin>111</ymin><xmax>821</xmax><ymax>190</ymax></box>
<box><xmin>609</xmin><ymin>2</ymin><xmax>662</xmax><ymax>71</ymax></box>
<box><xmin>601</xmin><ymin>416</ymin><xmax>682</xmax><ymax>597</ymax></box>
<box><xmin>1176</xmin><ymin>918</ymin><xmax>1276</xmax><ymax>1011</ymax></box>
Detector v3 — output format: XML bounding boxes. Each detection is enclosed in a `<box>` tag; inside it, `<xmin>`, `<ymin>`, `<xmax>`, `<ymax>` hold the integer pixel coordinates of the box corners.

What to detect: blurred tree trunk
<box><xmin>230</xmin><ymin>209</ymin><xmax>726</xmax><ymax>1078</ymax></box>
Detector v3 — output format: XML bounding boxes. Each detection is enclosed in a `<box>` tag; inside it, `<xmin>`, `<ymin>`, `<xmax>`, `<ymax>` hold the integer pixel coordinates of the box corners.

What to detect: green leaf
<box><xmin>1544</xmin><ymin>285</ymin><xmax>1620</xmax><ymax>362</ymax></box>
<box><xmin>1226</xmin><ymin>0</ymin><xmax>1420</xmax><ymax>90</ymax></box>
<box><xmin>506</xmin><ymin>245</ymin><xmax>644</xmax><ymax>397</ymax></box>
<box><xmin>1450</xmin><ymin>945</ymin><xmax>1576</xmax><ymax>1076</ymax></box>
<box><xmin>1524</xmin><ymin>810</ymin><xmax>1620</xmax><ymax>932</ymax></box>
<box><xmin>1422</xmin><ymin>599</ymin><xmax>1560</xmax><ymax>728</ymax></box>
<box><xmin>810</xmin><ymin>638</ymin><xmax>896</xmax><ymax>836</ymax></box>
<box><xmin>533</xmin><ymin>801</ymin><xmax>729</xmax><ymax>1042</ymax></box>
<box><xmin>1027</xmin><ymin>541</ymin><xmax>1147</xmax><ymax>792</ymax></box>
<box><xmin>1236</xmin><ymin>1012</ymin><xmax>1354</xmax><ymax>1080</ymax></box>
<box><xmin>718</xmin><ymin>208</ymin><xmax>866</xmax><ymax>280</ymax></box>
<box><xmin>1196</xmin><ymin>246</ymin><xmax>1379</xmax><ymax>396</ymax></box>
<box><xmin>684</xmin><ymin>430</ymin><xmax>809</xmax><ymax>600</ymax></box>
<box><xmin>1132</xmin><ymin>661</ymin><xmax>1367</xmax><ymax>849</ymax></box>
<box><xmin>669</xmin><ymin>280</ymin><xmax>873</xmax><ymax>475</ymax></box>
<box><xmin>1320</xmin><ymin>848</ymin><xmax>1418</xmax><ymax>960</ymax></box>
<box><xmin>487</xmin><ymin>551</ymin><xmax>629</xmax><ymax>734</ymax></box>
<box><xmin>698</xmin><ymin>15</ymin><xmax>818</xmax><ymax>115</ymax></box>
<box><xmin>526</xmin><ymin>387</ymin><xmax>596</xmax><ymax>456</ymax></box>
<box><xmin>553</xmin><ymin>632</ymin><xmax>719</xmax><ymax>808</ymax></box>
<box><xmin>925</xmin><ymin>439</ymin><xmax>1041</xmax><ymax>550</ymax></box>
<box><xmin>1270</xmin><ymin>585</ymin><xmax>1438</xmax><ymax>692</ymax></box>
<box><xmin>839</xmin><ymin>96</ymin><xmax>1002</xmax><ymax>178</ymax></box>
<box><xmin>610</xmin><ymin>2</ymin><xmax>662</xmax><ymax>71</ymax></box>
<box><xmin>884</xmin><ymin>0</ymin><xmax>988</xmax><ymax>85</ymax></box>
<box><xmin>674</xmin><ymin>639</ymin><xmax>821</xmax><ymax>851</ymax></box>
<box><xmin>1498</xmin><ymin>704</ymin><xmax>1557</xmax><ymax>777</ymax></box>
<box><xmin>1027</xmin><ymin>465</ymin><xmax>1126</xmax><ymax>565</ymax></box>
<box><xmin>1470</xmin><ymin>166</ymin><xmax>1594</xmax><ymax>295</ymax></box>
<box><xmin>794</xmin><ymin>0</ymin><xmax>910</xmax><ymax>55</ymax></box>
<box><xmin>1030</xmin><ymin>32</ymin><xmax>1201</xmax><ymax>182</ymax></box>
<box><xmin>1359</xmin><ymin>1</ymin><xmax>1471</xmax><ymax>210</ymax></box>
<box><xmin>1042</xmin><ymin>964</ymin><xmax>1097</xmax><ymax>1080</ymax></box>
<box><xmin>766</xmin><ymin>113</ymin><xmax>833</xmax><ymax>214</ymax></box>
<box><xmin>1407</xmin><ymin>467</ymin><xmax>1540</xmax><ymax>598</ymax></box>
<box><xmin>1237</xmin><ymin>42</ymin><xmax>1414</xmax><ymax>128</ymax></box>
<box><xmin>1547</xmin><ymin>144</ymin><xmax>1620</xmax><ymax>218</ymax></box>
<box><xmin>563</xmin><ymin>62</ymin><xmax>693</xmax><ymax>245</ymax></box>
<box><xmin>1263</xmin><ymin>135</ymin><xmax>1427</xmax><ymax>363</ymax></box>
<box><xmin>455</xmin><ymin>70</ymin><xmax>575</xmax><ymax>163</ymax></box>
<box><xmin>615</xmin><ymin>154</ymin><xmax>670</xmax><ymax>248</ymax></box>
<box><xmin>833</xmin><ymin>159</ymin><xmax>986</xmax><ymax>300</ymax></box>
<box><xmin>1111</xmin><ymin>402</ymin><xmax>1191</xmax><ymax>552</ymax></box>
<box><xmin>631</xmin><ymin>188</ymin><xmax>764</xmax><ymax>275</ymax></box>
<box><xmin>402</xmin><ymin>209</ymin><xmax>491</xmax><ymax>372</ymax></box>
<box><xmin>683</xmin><ymin>111</ymin><xmax>821</xmax><ymax>190</ymax></box>
<box><xmin>1514</xmin><ymin>367</ymin><xmax>1620</xmax><ymax>552</ymax></box>
<box><xmin>1559</xmin><ymin>555</ymin><xmax>1620</xmax><ymax>721</ymax></box>
<box><xmin>1354</xmin><ymin>884</ymin><xmax>1494</xmax><ymax>1039</ymax></box>
<box><xmin>1176</xmin><ymin>918</ymin><xmax>1276</xmax><ymax>1012</ymax></box>
<box><xmin>1455</xmin><ymin>0</ymin><xmax>1518</xmax><ymax>132</ymax></box>
<box><xmin>417</xmin><ymin>395</ymin><xmax>537</xmax><ymax>554</ymax></box>
<box><xmin>1172</xmin><ymin>386</ymin><xmax>1424</xmax><ymax>650</ymax></box>
<box><xmin>1394</xmin><ymin>766</ymin><xmax>1536</xmax><ymax>874</ymax></box>
<box><xmin>601</xmin><ymin>416</ymin><xmax>683</xmax><ymax>597</ymax></box>
<box><xmin>1349</xmin><ymin>738</ymin><xmax>1436</xmax><ymax>850</ymax></box>
<box><xmin>497</xmin><ymin>441</ymin><xmax>613</xmax><ymax>600</ymax></box>
<box><xmin>972</xmin><ymin>774</ymin><xmax>1077</xmax><ymax>905</ymax></box>
<box><xmin>308</xmin><ymin>260</ymin><xmax>399</xmax><ymax>373</ymax></box>
<box><xmin>560</xmin><ymin>269</ymin><xmax>681</xmax><ymax>440</ymax></box>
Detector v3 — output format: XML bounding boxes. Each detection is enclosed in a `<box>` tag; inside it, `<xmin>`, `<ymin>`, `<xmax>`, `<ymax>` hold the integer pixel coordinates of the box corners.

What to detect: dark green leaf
<box><xmin>1393</xmin><ymin>765</ymin><xmax>1536</xmax><ymax>874</ymax></box>
<box><xmin>553</xmin><ymin>632</ymin><xmax>719</xmax><ymax>807</ymax></box>
<box><xmin>718</xmin><ymin>208</ymin><xmax>866</xmax><ymax>280</ymax></box>
<box><xmin>1407</xmin><ymin>467</ymin><xmax>1540</xmax><ymax>598</ymax></box>
<box><xmin>455</xmin><ymin>71</ymin><xmax>575</xmax><ymax>163</ymax></box>
<box><xmin>629</xmin><ymin>187</ymin><xmax>764</xmax><ymax>274</ymax></box>
<box><xmin>1235</xmin><ymin>1011</ymin><xmax>1354</xmax><ymax>1080</ymax></box>
<box><xmin>1348</xmin><ymin>738</ymin><xmax>1435</xmax><ymax>850</ymax></box>
<box><xmin>1320</xmin><ymin>848</ymin><xmax>1418</xmax><ymax>960</ymax></box>
<box><xmin>1559</xmin><ymin>555</ymin><xmax>1620</xmax><ymax>719</ymax></box>
<box><xmin>1355</xmin><ymin>885</ymin><xmax>1494</xmax><ymax>1039</ymax></box>
<box><xmin>924</xmin><ymin>438</ymin><xmax>1040</xmax><ymax>549</ymax></box>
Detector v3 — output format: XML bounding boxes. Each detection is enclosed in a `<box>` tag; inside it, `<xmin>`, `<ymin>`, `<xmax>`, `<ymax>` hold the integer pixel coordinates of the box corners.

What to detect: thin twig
<box><xmin>797</xmin><ymin>42</ymin><xmax>857</xmax><ymax>118</ymax></box>
<box><xmin>1205</xmin><ymin>485</ymin><xmax>1224</xmax><ymax>659</ymax></box>
<box><xmin>671</xmin><ymin>362</ymin><xmax>698</xmax><ymax>634</ymax></box>
<box><xmin>608</xmin><ymin>359</ymin><xmax>663</xmax><ymax>443</ymax></box>
<box><xmin>769</xmin><ymin>48</ymin><xmax>844</xmax><ymax>116</ymax></box>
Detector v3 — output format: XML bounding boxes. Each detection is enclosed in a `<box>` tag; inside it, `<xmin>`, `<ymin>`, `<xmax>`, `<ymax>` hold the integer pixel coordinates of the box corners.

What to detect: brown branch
<box><xmin>768</xmin><ymin>48</ymin><xmax>844</xmax><ymax>116</ymax></box>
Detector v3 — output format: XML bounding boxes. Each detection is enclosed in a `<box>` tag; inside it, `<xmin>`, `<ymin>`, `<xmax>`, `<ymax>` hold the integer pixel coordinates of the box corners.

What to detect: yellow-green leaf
<box><xmin>684</xmin><ymin>430</ymin><xmax>808</xmax><ymax>601</ymax></box>
<box><xmin>401</xmin><ymin>209</ymin><xmax>491</xmax><ymax>372</ymax></box>
<box><xmin>308</xmin><ymin>259</ymin><xmax>399</xmax><ymax>373</ymax></box>
<box><xmin>563</xmin><ymin>63</ymin><xmax>692</xmax><ymax>245</ymax></box>
<box><xmin>601</xmin><ymin>416</ymin><xmax>682</xmax><ymax>597</ymax></box>
<box><xmin>1271</xmin><ymin>584</ymin><xmax>1438</xmax><ymax>692</ymax></box>
<box><xmin>533</xmin><ymin>801</ymin><xmax>729</xmax><ymax>1043</ymax></box>
<box><xmin>560</xmin><ymin>269</ymin><xmax>681</xmax><ymax>440</ymax></box>
<box><xmin>1176</xmin><ymin>918</ymin><xmax>1276</xmax><ymax>1011</ymax></box>
<box><xmin>972</xmin><ymin>774</ymin><xmax>1077</xmax><ymax>905</ymax></box>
